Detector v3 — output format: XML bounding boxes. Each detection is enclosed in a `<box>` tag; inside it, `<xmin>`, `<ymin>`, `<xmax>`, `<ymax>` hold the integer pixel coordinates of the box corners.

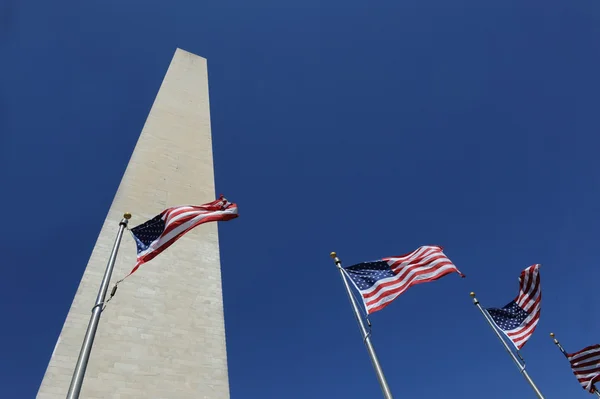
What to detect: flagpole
<box><xmin>330</xmin><ymin>252</ymin><xmax>394</xmax><ymax>399</ymax></box>
<box><xmin>550</xmin><ymin>333</ymin><xmax>600</xmax><ymax>397</ymax></box>
<box><xmin>66</xmin><ymin>213</ymin><xmax>131</xmax><ymax>399</ymax></box>
<box><xmin>470</xmin><ymin>292</ymin><xmax>545</xmax><ymax>399</ymax></box>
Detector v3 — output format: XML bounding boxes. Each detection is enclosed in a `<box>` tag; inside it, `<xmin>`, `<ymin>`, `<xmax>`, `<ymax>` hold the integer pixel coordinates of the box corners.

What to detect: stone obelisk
<box><xmin>37</xmin><ymin>48</ymin><xmax>230</xmax><ymax>399</ymax></box>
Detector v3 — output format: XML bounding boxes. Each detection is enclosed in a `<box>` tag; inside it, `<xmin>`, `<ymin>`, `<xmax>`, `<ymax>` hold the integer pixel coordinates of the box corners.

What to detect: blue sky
<box><xmin>2</xmin><ymin>0</ymin><xmax>600</xmax><ymax>398</ymax></box>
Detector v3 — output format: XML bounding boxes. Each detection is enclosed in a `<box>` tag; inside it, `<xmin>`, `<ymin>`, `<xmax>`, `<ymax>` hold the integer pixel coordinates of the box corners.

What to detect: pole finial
<box><xmin>469</xmin><ymin>292</ymin><xmax>476</xmax><ymax>298</ymax></box>
<box><xmin>330</xmin><ymin>252</ymin><xmax>337</xmax><ymax>259</ymax></box>
<box><xmin>123</xmin><ymin>212</ymin><xmax>132</xmax><ymax>220</ymax></box>
<box><xmin>550</xmin><ymin>332</ymin><xmax>555</xmax><ymax>338</ymax></box>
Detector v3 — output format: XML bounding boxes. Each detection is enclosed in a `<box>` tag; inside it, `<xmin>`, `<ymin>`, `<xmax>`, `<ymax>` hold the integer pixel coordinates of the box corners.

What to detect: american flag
<box><xmin>343</xmin><ymin>245</ymin><xmax>464</xmax><ymax>314</ymax></box>
<box><xmin>129</xmin><ymin>195</ymin><xmax>238</xmax><ymax>275</ymax></box>
<box><xmin>486</xmin><ymin>264</ymin><xmax>541</xmax><ymax>350</ymax></box>
<box><xmin>567</xmin><ymin>344</ymin><xmax>600</xmax><ymax>393</ymax></box>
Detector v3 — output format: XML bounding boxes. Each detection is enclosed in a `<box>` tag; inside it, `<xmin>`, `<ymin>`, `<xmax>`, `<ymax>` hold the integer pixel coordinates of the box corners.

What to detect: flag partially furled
<box><xmin>129</xmin><ymin>195</ymin><xmax>238</xmax><ymax>275</ymax></box>
<box><xmin>343</xmin><ymin>245</ymin><xmax>464</xmax><ymax>314</ymax></box>
<box><xmin>486</xmin><ymin>264</ymin><xmax>541</xmax><ymax>350</ymax></box>
<box><xmin>568</xmin><ymin>344</ymin><xmax>600</xmax><ymax>393</ymax></box>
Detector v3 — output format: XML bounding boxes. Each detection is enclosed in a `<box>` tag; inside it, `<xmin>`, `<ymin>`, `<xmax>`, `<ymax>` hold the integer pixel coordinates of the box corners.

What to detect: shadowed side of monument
<box><xmin>37</xmin><ymin>48</ymin><xmax>231</xmax><ymax>399</ymax></box>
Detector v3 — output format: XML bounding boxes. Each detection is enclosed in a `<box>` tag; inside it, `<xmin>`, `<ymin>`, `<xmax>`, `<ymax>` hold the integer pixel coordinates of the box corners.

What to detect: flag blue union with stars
<box><xmin>487</xmin><ymin>302</ymin><xmax>529</xmax><ymax>330</ymax></box>
<box><xmin>346</xmin><ymin>261</ymin><xmax>395</xmax><ymax>291</ymax></box>
<box><xmin>131</xmin><ymin>214</ymin><xmax>166</xmax><ymax>254</ymax></box>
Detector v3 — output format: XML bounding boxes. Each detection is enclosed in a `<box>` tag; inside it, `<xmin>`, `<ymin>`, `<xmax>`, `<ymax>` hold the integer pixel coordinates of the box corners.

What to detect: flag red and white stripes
<box><xmin>568</xmin><ymin>344</ymin><xmax>600</xmax><ymax>393</ymax></box>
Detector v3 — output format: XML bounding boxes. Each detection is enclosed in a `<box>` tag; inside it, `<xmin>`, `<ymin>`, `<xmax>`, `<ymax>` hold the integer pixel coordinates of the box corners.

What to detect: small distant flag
<box><xmin>129</xmin><ymin>195</ymin><xmax>238</xmax><ymax>275</ymax></box>
<box><xmin>567</xmin><ymin>345</ymin><xmax>600</xmax><ymax>393</ymax></box>
<box><xmin>343</xmin><ymin>245</ymin><xmax>464</xmax><ymax>314</ymax></box>
<box><xmin>486</xmin><ymin>264</ymin><xmax>541</xmax><ymax>349</ymax></box>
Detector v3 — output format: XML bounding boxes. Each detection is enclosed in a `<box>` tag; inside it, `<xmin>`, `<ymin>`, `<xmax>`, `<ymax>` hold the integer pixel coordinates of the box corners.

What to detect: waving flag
<box><xmin>129</xmin><ymin>195</ymin><xmax>238</xmax><ymax>275</ymax></box>
<box><xmin>486</xmin><ymin>264</ymin><xmax>541</xmax><ymax>349</ymax></box>
<box><xmin>343</xmin><ymin>245</ymin><xmax>464</xmax><ymax>314</ymax></box>
<box><xmin>568</xmin><ymin>344</ymin><xmax>600</xmax><ymax>393</ymax></box>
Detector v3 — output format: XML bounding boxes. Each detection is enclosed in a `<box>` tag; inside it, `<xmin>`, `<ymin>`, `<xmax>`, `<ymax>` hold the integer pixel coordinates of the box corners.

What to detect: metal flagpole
<box><xmin>550</xmin><ymin>333</ymin><xmax>600</xmax><ymax>397</ymax></box>
<box><xmin>330</xmin><ymin>252</ymin><xmax>394</xmax><ymax>399</ymax></box>
<box><xmin>66</xmin><ymin>212</ymin><xmax>131</xmax><ymax>399</ymax></box>
<box><xmin>470</xmin><ymin>292</ymin><xmax>545</xmax><ymax>399</ymax></box>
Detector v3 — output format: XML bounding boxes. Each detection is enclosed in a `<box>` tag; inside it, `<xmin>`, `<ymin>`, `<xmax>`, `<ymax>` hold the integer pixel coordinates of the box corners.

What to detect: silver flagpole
<box><xmin>330</xmin><ymin>252</ymin><xmax>394</xmax><ymax>399</ymax></box>
<box><xmin>550</xmin><ymin>333</ymin><xmax>600</xmax><ymax>397</ymax></box>
<box><xmin>66</xmin><ymin>212</ymin><xmax>131</xmax><ymax>399</ymax></box>
<box><xmin>470</xmin><ymin>292</ymin><xmax>545</xmax><ymax>399</ymax></box>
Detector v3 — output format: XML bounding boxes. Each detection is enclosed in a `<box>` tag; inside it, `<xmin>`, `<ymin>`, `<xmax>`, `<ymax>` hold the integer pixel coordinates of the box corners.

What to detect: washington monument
<box><xmin>37</xmin><ymin>48</ymin><xmax>231</xmax><ymax>398</ymax></box>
